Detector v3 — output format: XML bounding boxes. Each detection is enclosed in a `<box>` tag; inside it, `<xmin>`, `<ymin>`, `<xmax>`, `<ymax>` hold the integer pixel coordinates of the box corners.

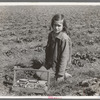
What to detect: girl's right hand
<box><xmin>45</xmin><ymin>62</ymin><xmax>52</xmax><ymax>70</ymax></box>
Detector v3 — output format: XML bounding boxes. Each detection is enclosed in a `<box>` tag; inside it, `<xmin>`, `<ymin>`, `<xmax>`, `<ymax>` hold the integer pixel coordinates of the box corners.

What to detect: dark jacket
<box><xmin>45</xmin><ymin>31</ymin><xmax>72</xmax><ymax>77</ymax></box>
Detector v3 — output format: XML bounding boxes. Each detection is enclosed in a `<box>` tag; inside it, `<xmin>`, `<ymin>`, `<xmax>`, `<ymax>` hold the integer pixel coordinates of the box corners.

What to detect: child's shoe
<box><xmin>64</xmin><ymin>72</ymin><xmax>72</xmax><ymax>79</ymax></box>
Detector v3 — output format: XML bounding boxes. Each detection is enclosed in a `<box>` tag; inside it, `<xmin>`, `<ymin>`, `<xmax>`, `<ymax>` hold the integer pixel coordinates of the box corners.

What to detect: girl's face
<box><xmin>52</xmin><ymin>20</ymin><xmax>63</xmax><ymax>34</ymax></box>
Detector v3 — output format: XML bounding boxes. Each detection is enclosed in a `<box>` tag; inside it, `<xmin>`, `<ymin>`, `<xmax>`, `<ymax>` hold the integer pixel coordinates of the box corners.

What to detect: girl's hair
<box><xmin>51</xmin><ymin>14</ymin><xmax>70</xmax><ymax>36</ymax></box>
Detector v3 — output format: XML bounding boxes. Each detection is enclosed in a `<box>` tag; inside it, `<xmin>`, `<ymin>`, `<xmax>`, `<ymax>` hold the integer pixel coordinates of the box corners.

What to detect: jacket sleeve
<box><xmin>45</xmin><ymin>33</ymin><xmax>52</xmax><ymax>69</ymax></box>
<box><xmin>57</xmin><ymin>38</ymin><xmax>71</xmax><ymax>76</ymax></box>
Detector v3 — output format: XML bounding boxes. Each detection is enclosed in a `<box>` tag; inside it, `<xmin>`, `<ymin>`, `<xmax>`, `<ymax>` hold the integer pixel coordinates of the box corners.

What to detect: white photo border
<box><xmin>0</xmin><ymin>2</ymin><xmax>100</xmax><ymax>99</ymax></box>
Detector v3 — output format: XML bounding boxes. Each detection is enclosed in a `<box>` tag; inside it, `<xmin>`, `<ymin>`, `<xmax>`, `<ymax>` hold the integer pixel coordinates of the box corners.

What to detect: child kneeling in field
<box><xmin>36</xmin><ymin>14</ymin><xmax>72</xmax><ymax>82</ymax></box>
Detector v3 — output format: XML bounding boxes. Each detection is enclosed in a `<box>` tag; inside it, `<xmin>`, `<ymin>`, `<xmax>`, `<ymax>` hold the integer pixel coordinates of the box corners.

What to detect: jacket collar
<box><xmin>56</xmin><ymin>32</ymin><xmax>63</xmax><ymax>39</ymax></box>
<box><xmin>51</xmin><ymin>31</ymin><xmax>64</xmax><ymax>40</ymax></box>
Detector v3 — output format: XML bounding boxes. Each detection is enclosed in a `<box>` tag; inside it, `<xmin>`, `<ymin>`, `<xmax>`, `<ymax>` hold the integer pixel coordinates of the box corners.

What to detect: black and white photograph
<box><xmin>0</xmin><ymin>3</ymin><xmax>100</xmax><ymax>97</ymax></box>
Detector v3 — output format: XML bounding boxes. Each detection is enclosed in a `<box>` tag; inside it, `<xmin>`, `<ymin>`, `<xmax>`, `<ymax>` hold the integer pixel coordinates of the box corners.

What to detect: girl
<box><xmin>45</xmin><ymin>14</ymin><xmax>72</xmax><ymax>82</ymax></box>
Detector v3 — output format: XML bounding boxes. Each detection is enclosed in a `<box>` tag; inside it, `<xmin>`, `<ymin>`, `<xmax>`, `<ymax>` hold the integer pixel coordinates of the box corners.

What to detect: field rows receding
<box><xmin>1</xmin><ymin>6</ymin><xmax>100</xmax><ymax>96</ymax></box>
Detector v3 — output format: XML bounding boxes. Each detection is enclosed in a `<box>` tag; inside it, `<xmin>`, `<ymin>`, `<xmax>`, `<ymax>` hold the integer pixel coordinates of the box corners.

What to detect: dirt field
<box><xmin>0</xmin><ymin>5</ymin><xmax>100</xmax><ymax>96</ymax></box>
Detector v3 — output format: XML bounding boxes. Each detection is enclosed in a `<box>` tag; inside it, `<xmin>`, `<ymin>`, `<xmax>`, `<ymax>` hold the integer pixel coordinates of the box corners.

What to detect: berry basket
<box><xmin>12</xmin><ymin>66</ymin><xmax>50</xmax><ymax>94</ymax></box>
